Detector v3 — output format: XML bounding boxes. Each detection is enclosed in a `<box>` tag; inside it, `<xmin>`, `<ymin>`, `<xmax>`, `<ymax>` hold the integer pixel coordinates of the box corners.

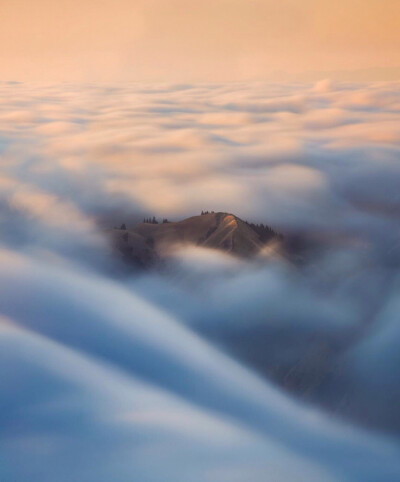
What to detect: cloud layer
<box><xmin>0</xmin><ymin>80</ymin><xmax>400</xmax><ymax>480</ymax></box>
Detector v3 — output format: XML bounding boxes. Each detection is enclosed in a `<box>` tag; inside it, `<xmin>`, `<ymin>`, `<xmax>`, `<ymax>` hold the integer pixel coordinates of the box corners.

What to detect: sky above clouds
<box><xmin>1</xmin><ymin>0</ymin><xmax>400</xmax><ymax>81</ymax></box>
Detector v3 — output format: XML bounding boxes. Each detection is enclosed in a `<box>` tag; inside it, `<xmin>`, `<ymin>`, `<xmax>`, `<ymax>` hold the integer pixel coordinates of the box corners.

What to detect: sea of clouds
<box><xmin>0</xmin><ymin>80</ymin><xmax>400</xmax><ymax>481</ymax></box>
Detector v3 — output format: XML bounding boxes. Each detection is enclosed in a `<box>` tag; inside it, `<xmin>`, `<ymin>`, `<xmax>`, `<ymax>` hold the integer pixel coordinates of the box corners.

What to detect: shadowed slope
<box><xmin>111</xmin><ymin>212</ymin><xmax>279</xmax><ymax>265</ymax></box>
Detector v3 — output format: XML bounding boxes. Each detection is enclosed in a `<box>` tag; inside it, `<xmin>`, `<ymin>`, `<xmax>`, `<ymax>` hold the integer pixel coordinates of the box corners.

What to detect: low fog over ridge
<box><xmin>1</xmin><ymin>80</ymin><xmax>400</xmax><ymax>480</ymax></box>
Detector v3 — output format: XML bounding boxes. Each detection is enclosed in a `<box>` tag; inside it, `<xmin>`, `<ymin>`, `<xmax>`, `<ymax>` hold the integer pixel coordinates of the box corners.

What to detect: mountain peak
<box><xmin>110</xmin><ymin>212</ymin><xmax>282</xmax><ymax>267</ymax></box>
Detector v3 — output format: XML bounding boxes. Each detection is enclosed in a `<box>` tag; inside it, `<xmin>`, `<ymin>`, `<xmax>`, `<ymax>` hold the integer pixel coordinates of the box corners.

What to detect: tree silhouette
<box><xmin>244</xmin><ymin>220</ymin><xmax>282</xmax><ymax>243</ymax></box>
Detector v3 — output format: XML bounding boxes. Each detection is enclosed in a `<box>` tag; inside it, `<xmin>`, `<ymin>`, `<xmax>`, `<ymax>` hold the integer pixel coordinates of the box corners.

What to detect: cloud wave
<box><xmin>1</xmin><ymin>80</ymin><xmax>400</xmax><ymax>480</ymax></box>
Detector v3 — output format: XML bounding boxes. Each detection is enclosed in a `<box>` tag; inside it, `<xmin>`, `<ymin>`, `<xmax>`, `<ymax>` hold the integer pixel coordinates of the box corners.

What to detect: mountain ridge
<box><xmin>109</xmin><ymin>212</ymin><xmax>282</xmax><ymax>267</ymax></box>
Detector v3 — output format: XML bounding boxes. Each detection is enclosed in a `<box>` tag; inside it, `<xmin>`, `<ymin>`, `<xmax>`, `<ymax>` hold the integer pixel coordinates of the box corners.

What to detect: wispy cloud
<box><xmin>0</xmin><ymin>81</ymin><xmax>400</xmax><ymax>480</ymax></box>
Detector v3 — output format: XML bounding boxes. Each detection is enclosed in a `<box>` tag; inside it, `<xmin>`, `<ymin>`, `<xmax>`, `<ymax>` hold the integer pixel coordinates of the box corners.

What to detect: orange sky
<box><xmin>1</xmin><ymin>0</ymin><xmax>400</xmax><ymax>81</ymax></box>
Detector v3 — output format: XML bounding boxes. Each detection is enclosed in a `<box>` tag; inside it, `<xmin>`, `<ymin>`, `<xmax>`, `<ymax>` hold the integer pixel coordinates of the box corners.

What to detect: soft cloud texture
<box><xmin>1</xmin><ymin>80</ymin><xmax>400</xmax><ymax>480</ymax></box>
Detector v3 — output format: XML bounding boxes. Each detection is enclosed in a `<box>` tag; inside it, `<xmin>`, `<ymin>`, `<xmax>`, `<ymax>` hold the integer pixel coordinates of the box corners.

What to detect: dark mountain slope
<box><xmin>110</xmin><ymin>212</ymin><xmax>281</xmax><ymax>266</ymax></box>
